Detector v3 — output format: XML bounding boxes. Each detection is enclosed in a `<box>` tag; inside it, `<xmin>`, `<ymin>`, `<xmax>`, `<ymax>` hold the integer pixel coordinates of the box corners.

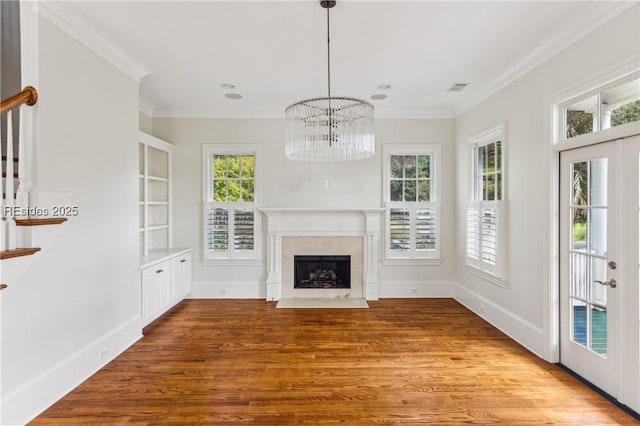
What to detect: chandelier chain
<box><xmin>326</xmin><ymin>5</ymin><xmax>332</xmax><ymax>146</ymax></box>
<box><xmin>284</xmin><ymin>0</ymin><xmax>375</xmax><ymax>162</ymax></box>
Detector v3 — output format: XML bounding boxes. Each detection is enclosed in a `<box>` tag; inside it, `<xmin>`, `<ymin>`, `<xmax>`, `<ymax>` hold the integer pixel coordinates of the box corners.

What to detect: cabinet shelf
<box><xmin>139</xmin><ymin>132</ymin><xmax>173</xmax><ymax>256</ymax></box>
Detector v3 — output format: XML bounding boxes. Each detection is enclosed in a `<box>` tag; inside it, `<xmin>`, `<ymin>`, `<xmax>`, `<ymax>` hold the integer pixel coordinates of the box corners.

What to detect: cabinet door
<box><xmin>141</xmin><ymin>268</ymin><xmax>157</xmax><ymax>324</ymax></box>
<box><xmin>171</xmin><ymin>252</ymin><xmax>192</xmax><ymax>301</ymax></box>
<box><xmin>141</xmin><ymin>260</ymin><xmax>171</xmax><ymax>326</ymax></box>
<box><xmin>156</xmin><ymin>262</ymin><xmax>171</xmax><ymax>311</ymax></box>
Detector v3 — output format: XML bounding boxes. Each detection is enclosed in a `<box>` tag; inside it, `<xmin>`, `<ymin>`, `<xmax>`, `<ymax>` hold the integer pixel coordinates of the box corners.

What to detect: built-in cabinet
<box><xmin>140</xmin><ymin>249</ymin><xmax>192</xmax><ymax>327</ymax></box>
<box><xmin>139</xmin><ymin>132</ymin><xmax>172</xmax><ymax>256</ymax></box>
<box><xmin>138</xmin><ymin>132</ymin><xmax>191</xmax><ymax>328</ymax></box>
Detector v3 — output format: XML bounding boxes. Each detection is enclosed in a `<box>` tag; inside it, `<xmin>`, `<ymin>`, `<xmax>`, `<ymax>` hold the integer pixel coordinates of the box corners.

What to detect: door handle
<box><xmin>594</xmin><ymin>279</ymin><xmax>617</xmax><ymax>289</ymax></box>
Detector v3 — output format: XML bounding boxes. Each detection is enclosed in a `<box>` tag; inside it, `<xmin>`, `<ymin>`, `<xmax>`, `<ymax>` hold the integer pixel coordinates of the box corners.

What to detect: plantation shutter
<box><xmin>208</xmin><ymin>207</ymin><xmax>229</xmax><ymax>252</ymax></box>
<box><xmin>466</xmin><ymin>202</ymin><xmax>501</xmax><ymax>275</ymax></box>
<box><xmin>389</xmin><ymin>208</ymin><xmax>411</xmax><ymax>252</ymax></box>
<box><xmin>234</xmin><ymin>210</ymin><xmax>255</xmax><ymax>251</ymax></box>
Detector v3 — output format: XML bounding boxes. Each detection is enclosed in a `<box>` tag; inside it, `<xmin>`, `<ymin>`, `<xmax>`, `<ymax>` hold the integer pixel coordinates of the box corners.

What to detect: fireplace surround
<box><xmin>260</xmin><ymin>208</ymin><xmax>384</xmax><ymax>301</ymax></box>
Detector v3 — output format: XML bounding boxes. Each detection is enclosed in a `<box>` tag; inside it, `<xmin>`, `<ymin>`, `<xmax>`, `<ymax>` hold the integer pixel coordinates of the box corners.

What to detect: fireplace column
<box><xmin>363</xmin><ymin>210</ymin><xmax>381</xmax><ymax>300</ymax></box>
<box><xmin>265</xmin><ymin>232</ymin><xmax>282</xmax><ymax>301</ymax></box>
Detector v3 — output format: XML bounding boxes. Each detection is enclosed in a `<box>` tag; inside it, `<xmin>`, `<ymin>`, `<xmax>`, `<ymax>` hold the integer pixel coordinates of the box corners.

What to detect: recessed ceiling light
<box><xmin>376</xmin><ymin>84</ymin><xmax>391</xmax><ymax>90</ymax></box>
<box><xmin>225</xmin><ymin>93</ymin><xmax>243</xmax><ymax>100</ymax></box>
<box><xmin>370</xmin><ymin>94</ymin><xmax>387</xmax><ymax>100</ymax></box>
<box><xmin>447</xmin><ymin>83</ymin><xmax>469</xmax><ymax>92</ymax></box>
<box><xmin>220</xmin><ymin>83</ymin><xmax>236</xmax><ymax>90</ymax></box>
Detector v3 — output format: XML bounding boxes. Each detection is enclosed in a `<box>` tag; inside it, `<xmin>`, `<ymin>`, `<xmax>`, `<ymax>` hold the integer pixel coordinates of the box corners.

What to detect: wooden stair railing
<box><xmin>0</xmin><ymin>86</ymin><xmax>38</xmax><ymax>114</ymax></box>
<box><xmin>0</xmin><ymin>86</ymin><xmax>49</xmax><ymax>260</ymax></box>
<box><xmin>15</xmin><ymin>218</ymin><xmax>68</xmax><ymax>226</ymax></box>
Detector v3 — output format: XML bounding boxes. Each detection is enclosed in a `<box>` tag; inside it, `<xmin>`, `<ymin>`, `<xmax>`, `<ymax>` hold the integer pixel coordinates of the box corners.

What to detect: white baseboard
<box><xmin>1</xmin><ymin>315</ymin><xmax>142</xmax><ymax>425</ymax></box>
<box><xmin>189</xmin><ymin>281</ymin><xmax>264</xmax><ymax>299</ymax></box>
<box><xmin>453</xmin><ymin>282</ymin><xmax>545</xmax><ymax>359</ymax></box>
<box><xmin>190</xmin><ymin>280</ymin><xmax>454</xmax><ymax>300</ymax></box>
<box><xmin>379</xmin><ymin>280</ymin><xmax>454</xmax><ymax>298</ymax></box>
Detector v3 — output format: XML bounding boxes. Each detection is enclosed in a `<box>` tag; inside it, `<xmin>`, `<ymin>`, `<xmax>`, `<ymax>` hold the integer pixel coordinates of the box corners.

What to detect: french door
<box><xmin>560</xmin><ymin>136</ymin><xmax>640</xmax><ymax>412</ymax></box>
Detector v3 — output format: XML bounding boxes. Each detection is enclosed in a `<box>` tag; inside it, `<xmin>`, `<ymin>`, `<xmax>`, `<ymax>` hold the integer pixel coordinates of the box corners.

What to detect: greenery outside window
<box><xmin>203</xmin><ymin>145</ymin><xmax>261</xmax><ymax>261</ymax></box>
<box><xmin>563</xmin><ymin>74</ymin><xmax>640</xmax><ymax>140</ymax></box>
<box><xmin>383</xmin><ymin>145</ymin><xmax>441</xmax><ymax>263</ymax></box>
<box><xmin>466</xmin><ymin>125</ymin><xmax>506</xmax><ymax>281</ymax></box>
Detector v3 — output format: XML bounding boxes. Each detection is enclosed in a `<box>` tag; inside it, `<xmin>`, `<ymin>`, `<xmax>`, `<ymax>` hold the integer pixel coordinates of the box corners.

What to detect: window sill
<box><xmin>382</xmin><ymin>257</ymin><xmax>443</xmax><ymax>266</ymax></box>
<box><xmin>466</xmin><ymin>264</ymin><xmax>507</xmax><ymax>288</ymax></box>
<box><xmin>201</xmin><ymin>258</ymin><xmax>263</xmax><ymax>267</ymax></box>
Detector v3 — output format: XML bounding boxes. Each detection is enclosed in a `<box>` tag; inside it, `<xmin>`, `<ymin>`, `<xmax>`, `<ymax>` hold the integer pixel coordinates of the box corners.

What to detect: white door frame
<box><xmin>543</xmin><ymin>57</ymin><xmax>640</xmax><ymax>410</ymax></box>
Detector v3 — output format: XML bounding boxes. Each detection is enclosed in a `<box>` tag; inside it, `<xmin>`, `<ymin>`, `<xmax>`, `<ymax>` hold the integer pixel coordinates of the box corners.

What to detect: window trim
<box><xmin>201</xmin><ymin>144</ymin><xmax>262</xmax><ymax>263</ymax></box>
<box><xmin>557</xmin><ymin>70</ymin><xmax>640</xmax><ymax>145</ymax></box>
<box><xmin>382</xmin><ymin>144</ymin><xmax>442</xmax><ymax>262</ymax></box>
<box><xmin>466</xmin><ymin>125</ymin><xmax>507</xmax><ymax>284</ymax></box>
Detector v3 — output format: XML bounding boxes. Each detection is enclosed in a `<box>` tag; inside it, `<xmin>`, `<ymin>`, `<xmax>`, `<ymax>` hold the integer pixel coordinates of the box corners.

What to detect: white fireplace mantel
<box><xmin>260</xmin><ymin>208</ymin><xmax>385</xmax><ymax>301</ymax></box>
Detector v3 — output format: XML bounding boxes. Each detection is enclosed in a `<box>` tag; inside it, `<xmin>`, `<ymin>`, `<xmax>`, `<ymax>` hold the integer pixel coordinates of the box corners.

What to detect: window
<box><xmin>203</xmin><ymin>145</ymin><xmax>261</xmax><ymax>261</ymax></box>
<box><xmin>383</xmin><ymin>145</ymin><xmax>440</xmax><ymax>263</ymax></box>
<box><xmin>563</xmin><ymin>73</ymin><xmax>640</xmax><ymax>140</ymax></box>
<box><xmin>466</xmin><ymin>125</ymin><xmax>505</xmax><ymax>280</ymax></box>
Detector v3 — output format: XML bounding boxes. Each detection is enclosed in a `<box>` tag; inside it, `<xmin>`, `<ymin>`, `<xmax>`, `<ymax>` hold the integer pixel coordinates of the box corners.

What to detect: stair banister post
<box><xmin>16</xmin><ymin>103</ymin><xmax>32</xmax><ymax>213</ymax></box>
<box><xmin>5</xmin><ymin>110</ymin><xmax>17</xmax><ymax>250</ymax></box>
<box><xmin>0</xmin><ymin>119</ymin><xmax>5</xmax><ymax>252</ymax></box>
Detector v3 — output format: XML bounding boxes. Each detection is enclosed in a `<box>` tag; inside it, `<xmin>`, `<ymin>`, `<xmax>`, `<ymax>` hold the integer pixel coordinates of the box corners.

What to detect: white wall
<box><xmin>453</xmin><ymin>6</ymin><xmax>640</xmax><ymax>357</ymax></box>
<box><xmin>139</xmin><ymin>111</ymin><xmax>153</xmax><ymax>134</ymax></box>
<box><xmin>151</xmin><ymin>117</ymin><xmax>456</xmax><ymax>298</ymax></box>
<box><xmin>0</xmin><ymin>16</ymin><xmax>141</xmax><ymax>425</ymax></box>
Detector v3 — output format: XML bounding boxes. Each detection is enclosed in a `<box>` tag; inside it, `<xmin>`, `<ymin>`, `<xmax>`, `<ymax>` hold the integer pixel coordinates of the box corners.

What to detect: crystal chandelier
<box><xmin>285</xmin><ymin>0</ymin><xmax>375</xmax><ymax>162</ymax></box>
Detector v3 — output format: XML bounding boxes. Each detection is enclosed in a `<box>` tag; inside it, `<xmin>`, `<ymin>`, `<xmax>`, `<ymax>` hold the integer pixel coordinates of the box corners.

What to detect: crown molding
<box><xmin>152</xmin><ymin>106</ymin><xmax>455</xmax><ymax>120</ymax></box>
<box><xmin>453</xmin><ymin>1</ymin><xmax>638</xmax><ymax>117</ymax></box>
<box><xmin>153</xmin><ymin>107</ymin><xmax>285</xmax><ymax>119</ymax></box>
<box><xmin>37</xmin><ymin>1</ymin><xmax>151</xmax><ymax>83</ymax></box>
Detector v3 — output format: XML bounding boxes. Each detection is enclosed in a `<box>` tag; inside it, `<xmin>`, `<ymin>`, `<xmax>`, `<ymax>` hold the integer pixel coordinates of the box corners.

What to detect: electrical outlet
<box><xmin>322</xmin><ymin>179</ymin><xmax>335</xmax><ymax>189</ymax></box>
<box><xmin>410</xmin><ymin>288</ymin><xmax>418</xmax><ymax>295</ymax></box>
<box><xmin>98</xmin><ymin>348</ymin><xmax>107</xmax><ymax>360</ymax></box>
<box><xmin>479</xmin><ymin>304</ymin><xmax>487</xmax><ymax>314</ymax></box>
<box><xmin>219</xmin><ymin>288</ymin><xmax>229</xmax><ymax>296</ymax></box>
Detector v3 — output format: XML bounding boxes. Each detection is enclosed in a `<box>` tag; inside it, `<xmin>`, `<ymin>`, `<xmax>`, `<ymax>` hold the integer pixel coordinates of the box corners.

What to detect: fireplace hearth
<box><xmin>294</xmin><ymin>255</ymin><xmax>350</xmax><ymax>289</ymax></box>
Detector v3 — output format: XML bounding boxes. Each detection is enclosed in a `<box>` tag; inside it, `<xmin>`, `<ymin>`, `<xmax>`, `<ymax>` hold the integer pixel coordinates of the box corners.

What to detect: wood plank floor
<box><xmin>32</xmin><ymin>299</ymin><xmax>637</xmax><ymax>425</ymax></box>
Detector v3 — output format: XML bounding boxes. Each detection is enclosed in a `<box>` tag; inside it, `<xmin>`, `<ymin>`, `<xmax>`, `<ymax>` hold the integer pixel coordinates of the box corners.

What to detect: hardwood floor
<box><xmin>32</xmin><ymin>299</ymin><xmax>637</xmax><ymax>425</ymax></box>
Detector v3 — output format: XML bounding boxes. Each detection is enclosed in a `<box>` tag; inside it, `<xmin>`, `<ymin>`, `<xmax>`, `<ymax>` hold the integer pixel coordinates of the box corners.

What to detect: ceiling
<box><xmin>59</xmin><ymin>1</ymin><xmax>632</xmax><ymax>118</ymax></box>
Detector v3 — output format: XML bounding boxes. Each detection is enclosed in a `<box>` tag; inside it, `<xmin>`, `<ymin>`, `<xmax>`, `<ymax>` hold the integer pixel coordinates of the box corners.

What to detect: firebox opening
<box><xmin>294</xmin><ymin>255</ymin><xmax>351</xmax><ymax>289</ymax></box>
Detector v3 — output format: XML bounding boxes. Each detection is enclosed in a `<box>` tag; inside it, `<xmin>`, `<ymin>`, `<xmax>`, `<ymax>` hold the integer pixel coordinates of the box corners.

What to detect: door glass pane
<box><xmin>589</xmin><ymin>158</ymin><xmax>607</xmax><ymax>206</ymax></box>
<box><xmin>572</xmin><ymin>161</ymin><xmax>588</xmax><ymax>206</ymax></box>
<box><xmin>572</xmin><ymin>298</ymin><xmax>587</xmax><ymax>348</ymax></box>
<box><xmin>571</xmin><ymin>253</ymin><xmax>588</xmax><ymax>299</ymax></box>
<box><xmin>589</xmin><ymin>208</ymin><xmax>607</xmax><ymax>256</ymax></box>
<box><xmin>590</xmin><ymin>306</ymin><xmax>607</xmax><ymax>356</ymax></box>
<box><xmin>590</xmin><ymin>257</ymin><xmax>607</xmax><ymax>306</ymax></box>
<box><xmin>572</xmin><ymin>208</ymin><xmax>587</xmax><ymax>252</ymax></box>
